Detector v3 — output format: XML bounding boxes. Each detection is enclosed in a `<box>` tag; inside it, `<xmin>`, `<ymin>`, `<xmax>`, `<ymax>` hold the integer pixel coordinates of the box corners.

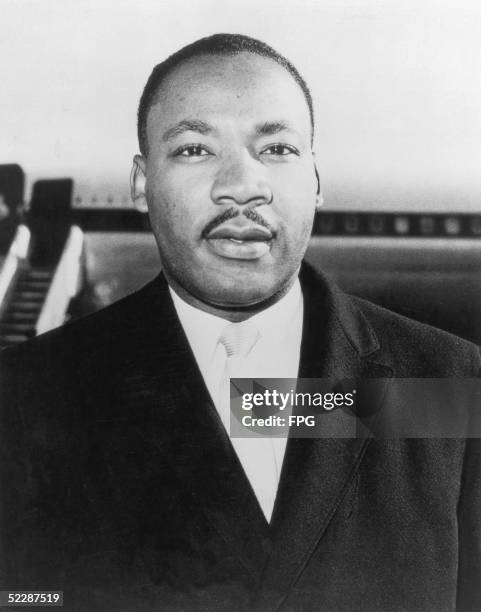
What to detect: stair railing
<box><xmin>36</xmin><ymin>226</ymin><xmax>84</xmax><ymax>335</ymax></box>
<box><xmin>0</xmin><ymin>225</ymin><xmax>31</xmax><ymax>308</ymax></box>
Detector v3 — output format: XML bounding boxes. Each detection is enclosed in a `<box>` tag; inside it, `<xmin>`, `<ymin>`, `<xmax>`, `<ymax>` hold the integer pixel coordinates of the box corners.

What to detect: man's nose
<box><xmin>210</xmin><ymin>152</ymin><xmax>273</xmax><ymax>206</ymax></box>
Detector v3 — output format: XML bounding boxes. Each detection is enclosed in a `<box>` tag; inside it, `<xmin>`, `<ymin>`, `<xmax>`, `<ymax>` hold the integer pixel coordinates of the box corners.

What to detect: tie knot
<box><xmin>219</xmin><ymin>321</ymin><xmax>259</xmax><ymax>359</ymax></box>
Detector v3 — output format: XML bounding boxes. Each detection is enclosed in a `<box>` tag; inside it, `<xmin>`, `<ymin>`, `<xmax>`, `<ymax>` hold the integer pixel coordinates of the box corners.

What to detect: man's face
<box><xmin>133</xmin><ymin>52</ymin><xmax>318</xmax><ymax>309</ymax></box>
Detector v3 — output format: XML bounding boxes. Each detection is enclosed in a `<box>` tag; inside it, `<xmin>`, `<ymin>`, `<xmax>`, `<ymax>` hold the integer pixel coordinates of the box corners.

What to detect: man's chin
<box><xmin>165</xmin><ymin>261</ymin><xmax>298</xmax><ymax>316</ymax></box>
<box><xmin>195</xmin><ymin>276</ymin><xmax>293</xmax><ymax>312</ymax></box>
<box><xmin>205</xmin><ymin>290</ymin><xmax>274</xmax><ymax>310</ymax></box>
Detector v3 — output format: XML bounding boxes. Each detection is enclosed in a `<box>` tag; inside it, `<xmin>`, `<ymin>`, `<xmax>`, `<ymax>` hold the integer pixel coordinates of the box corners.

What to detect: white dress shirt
<box><xmin>170</xmin><ymin>280</ymin><xmax>303</xmax><ymax>522</ymax></box>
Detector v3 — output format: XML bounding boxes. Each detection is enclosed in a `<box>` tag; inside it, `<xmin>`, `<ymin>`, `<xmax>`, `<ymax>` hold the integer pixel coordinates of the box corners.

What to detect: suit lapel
<box><xmin>259</xmin><ymin>265</ymin><xmax>392</xmax><ymax>609</ymax></box>
<box><xmin>113</xmin><ymin>274</ymin><xmax>270</xmax><ymax>582</ymax></box>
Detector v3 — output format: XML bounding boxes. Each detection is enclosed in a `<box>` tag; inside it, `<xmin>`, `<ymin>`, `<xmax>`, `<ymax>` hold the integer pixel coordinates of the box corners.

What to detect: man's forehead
<box><xmin>146</xmin><ymin>52</ymin><xmax>312</xmax><ymax>138</ymax></box>
<box><xmin>156</xmin><ymin>52</ymin><xmax>301</xmax><ymax>97</ymax></box>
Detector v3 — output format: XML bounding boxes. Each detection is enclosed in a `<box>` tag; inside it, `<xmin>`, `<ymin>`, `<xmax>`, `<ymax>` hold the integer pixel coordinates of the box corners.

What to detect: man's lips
<box><xmin>205</xmin><ymin>223</ymin><xmax>273</xmax><ymax>241</ymax></box>
<box><xmin>204</xmin><ymin>223</ymin><xmax>274</xmax><ymax>260</ymax></box>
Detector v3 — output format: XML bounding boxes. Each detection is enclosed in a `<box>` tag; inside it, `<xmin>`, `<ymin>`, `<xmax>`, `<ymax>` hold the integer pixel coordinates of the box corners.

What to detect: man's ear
<box><xmin>313</xmin><ymin>155</ymin><xmax>324</xmax><ymax>212</ymax></box>
<box><xmin>130</xmin><ymin>154</ymin><xmax>148</xmax><ymax>211</ymax></box>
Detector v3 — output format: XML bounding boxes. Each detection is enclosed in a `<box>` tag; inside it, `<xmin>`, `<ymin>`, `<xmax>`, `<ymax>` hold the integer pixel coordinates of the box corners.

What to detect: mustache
<box><xmin>202</xmin><ymin>207</ymin><xmax>276</xmax><ymax>238</ymax></box>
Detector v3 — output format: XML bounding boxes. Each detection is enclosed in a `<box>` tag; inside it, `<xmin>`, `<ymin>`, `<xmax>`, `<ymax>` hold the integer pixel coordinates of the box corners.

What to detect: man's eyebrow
<box><xmin>255</xmin><ymin>121</ymin><xmax>294</xmax><ymax>136</ymax></box>
<box><xmin>162</xmin><ymin>119</ymin><xmax>213</xmax><ymax>142</ymax></box>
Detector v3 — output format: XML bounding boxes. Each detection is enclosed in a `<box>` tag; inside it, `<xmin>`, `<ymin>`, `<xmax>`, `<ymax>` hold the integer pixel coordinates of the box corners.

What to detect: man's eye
<box><xmin>174</xmin><ymin>145</ymin><xmax>211</xmax><ymax>157</ymax></box>
<box><xmin>261</xmin><ymin>144</ymin><xmax>299</xmax><ymax>156</ymax></box>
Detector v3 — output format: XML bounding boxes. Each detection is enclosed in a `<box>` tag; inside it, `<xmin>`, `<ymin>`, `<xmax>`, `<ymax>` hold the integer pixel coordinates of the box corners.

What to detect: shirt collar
<box><xmin>247</xmin><ymin>278</ymin><xmax>302</xmax><ymax>342</ymax></box>
<box><xmin>169</xmin><ymin>278</ymin><xmax>302</xmax><ymax>361</ymax></box>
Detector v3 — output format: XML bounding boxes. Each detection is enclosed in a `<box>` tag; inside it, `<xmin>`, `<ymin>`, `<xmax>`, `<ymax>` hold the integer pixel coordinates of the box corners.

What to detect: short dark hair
<box><xmin>137</xmin><ymin>33</ymin><xmax>314</xmax><ymax>156</ymax></box>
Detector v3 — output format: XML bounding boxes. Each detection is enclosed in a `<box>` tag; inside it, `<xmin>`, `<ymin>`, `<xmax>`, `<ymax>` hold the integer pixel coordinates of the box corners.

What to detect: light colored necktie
<box><xmin>217</xmin><ymin>321</ymin><xmax>260</xmax><ymax>427</ymax></box>
<box><xmin>217</xmin><ymin>321</ymin><xmax>280</xmax><ymax>523</ymax></box>
<box><xmin>219</xmin><ymin>321</ymin><xmax>259</xmax><ymax>369</ymax></box>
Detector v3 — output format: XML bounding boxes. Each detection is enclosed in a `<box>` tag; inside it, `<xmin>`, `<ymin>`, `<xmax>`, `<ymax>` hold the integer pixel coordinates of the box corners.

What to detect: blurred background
<box><xmin>2</xmin><ymin>0</ymin><xmax>481</xmax><ymax>210</ymax></box>
<box><xmin>1</xmin><ymin>0</ymin><xmax>481</xmax><ymax>348</ymax></box>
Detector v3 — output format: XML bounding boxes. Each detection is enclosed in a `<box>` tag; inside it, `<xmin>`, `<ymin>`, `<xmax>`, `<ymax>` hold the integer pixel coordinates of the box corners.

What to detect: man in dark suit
<box><xmin>1</xmin><ymin>34</ymin><xmax>480</xmax><ymax>611</ymax></box>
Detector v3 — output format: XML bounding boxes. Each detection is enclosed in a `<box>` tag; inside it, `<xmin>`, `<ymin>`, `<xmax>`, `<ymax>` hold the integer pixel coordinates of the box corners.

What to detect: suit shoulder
<box><xmin>351</xmin><ymin>294</ymin><xmax>481</xmax><ymax>376</ymax></box>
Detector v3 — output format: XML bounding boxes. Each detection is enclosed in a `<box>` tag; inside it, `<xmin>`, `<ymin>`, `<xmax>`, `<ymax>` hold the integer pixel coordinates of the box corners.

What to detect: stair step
<box><xmin>4</xmin><ymin>301</ymin><xmax>43</xmax><ymax>312</ymax></box>
<box><xmin>0</xmin><ymin>334</ymin><xmax>29</xmax><ymax>344</ymax></box>
<box><xmin>24</xmin><ymin>270</ymin><xmax>53</xmax><ymax>280</ymax></box>
<box><xmin>1</xmin><ymin>312</ymin><xmax>38</xmax><ymax>323</ymax></box>
<box><xmin>16</xmin><ymin>281</ymin><xmax>51</xmax><ymax>289</ymax></box>
<box><xmin>9</xmin><ymin>292</ymin><xmax>46</xmax><ymax>301</ymax></box>
<box><xmin>0</xmin><ymin>323</ymin><xmax>35</xmax><ymax>334</ymax></box>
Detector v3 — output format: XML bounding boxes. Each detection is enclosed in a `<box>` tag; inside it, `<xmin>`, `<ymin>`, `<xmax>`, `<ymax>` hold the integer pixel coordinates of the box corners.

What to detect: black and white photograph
<box><xmin>0</xmin><ymin>1</ymin><xmax>480</xmax><ymax>610</ymax></box>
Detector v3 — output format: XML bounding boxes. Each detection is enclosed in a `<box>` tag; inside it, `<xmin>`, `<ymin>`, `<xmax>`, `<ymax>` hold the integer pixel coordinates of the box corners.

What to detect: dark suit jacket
<box><xmin>1</xmin><ymin>264</ymin><xmax>480</xmax><ymax>612</ymax></box>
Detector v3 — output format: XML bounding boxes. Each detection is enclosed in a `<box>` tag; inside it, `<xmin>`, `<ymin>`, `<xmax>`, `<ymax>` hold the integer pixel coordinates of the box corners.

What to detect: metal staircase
<box><xmin>0</xmin><ymin>176</ymin><xmax>75</xmax><ymax>349</ymax></box>
<box><xmin>0</xmin><ymin>267</ymin><xmax>54</xmax><ymax>348</ymax></box>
